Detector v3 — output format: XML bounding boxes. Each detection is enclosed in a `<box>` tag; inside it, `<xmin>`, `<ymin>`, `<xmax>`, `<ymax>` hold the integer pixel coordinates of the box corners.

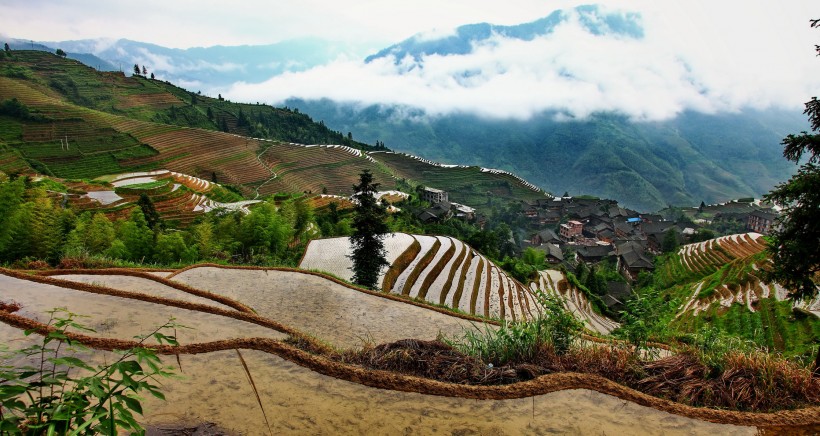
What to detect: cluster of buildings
<box><xmin>413</xmin><ymin>188</ymin><xmax>780</xmax><ymax>312</ymax></box>
<box><xmin>415</xmin><ymin>187</ymin><xmax>476</xmax><ymax>222</ymax></box>
<box><xmin>520</xmin><ymin>197</ymin><xmax>683</xmax><ymax>282</ymax></box>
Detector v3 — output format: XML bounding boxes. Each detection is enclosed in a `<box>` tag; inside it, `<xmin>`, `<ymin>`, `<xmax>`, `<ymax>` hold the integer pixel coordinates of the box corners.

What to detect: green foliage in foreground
<box><xmin>0</xmin><ymin>177</ymin><xmax>318</xmax><ymax>268</ymax></box>
<box><xmin>618</xmin><ymin>253</ymin><xmax>819</xmax><ymax>363</ymax></box>
<box><xmin>673</xmin><ymin>298</ymin><xmax>820</xmax><ymax>363</ymax></box>
<box><xmin>0</xmin><ymin>309</ymin><xmax>178</xmax><ymax>434</ymax></box>
<box><xmin>445</xmin><ymin>292</ymin><xmax>583</xmax><ymax>365</ymax></box>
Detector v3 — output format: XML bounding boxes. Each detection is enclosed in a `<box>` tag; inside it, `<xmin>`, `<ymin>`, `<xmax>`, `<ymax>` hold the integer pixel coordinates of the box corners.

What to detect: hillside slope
<box><xmin>0</xmin><ymin>51</ymin><xmax>547</xmax><ymax>208</ymax></box>
<box><xmin>300</xmin><ymin>233</ymin><xmax>618</xmax><ymax>333</ymax></box>
<box><xmin>290</xmin><ymin>99</ymin><xmax>802</xmax><ymax>211</ymax></box>
<box><xmin>657</xmin><ymin>233</ymin><xmax>819</xmax><ymax>358</ymax></box>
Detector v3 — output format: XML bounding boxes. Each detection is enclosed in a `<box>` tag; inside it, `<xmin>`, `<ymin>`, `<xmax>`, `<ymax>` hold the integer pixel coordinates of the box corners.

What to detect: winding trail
<box><xmin>252</xmin><ymin>139</ymin><xmax>279</xmax><ymax>199</ymax></box>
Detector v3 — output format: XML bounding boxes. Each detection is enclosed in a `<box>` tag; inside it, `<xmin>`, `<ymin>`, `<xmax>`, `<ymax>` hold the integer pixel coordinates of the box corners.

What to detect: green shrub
<box><xmin>445</xmin><ymin>292</ymin><xmax>582</xmax><ymax>365</ymax></box>
<box><xmin>0</xmin><ymin>309</ymin><xmax>178</xmax><ymax>434</ymax></box>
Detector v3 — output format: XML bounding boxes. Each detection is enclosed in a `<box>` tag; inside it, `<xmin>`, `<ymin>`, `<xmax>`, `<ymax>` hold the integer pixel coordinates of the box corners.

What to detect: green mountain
<box><xmin>287</xmin><ymin>99</ymin><xmax>804</xmax><ymax>212</ymax></box>
<box><xmin>0</xmin><ymin>50</ymin><xmax>543</xmax><ymax>212</ymax></box>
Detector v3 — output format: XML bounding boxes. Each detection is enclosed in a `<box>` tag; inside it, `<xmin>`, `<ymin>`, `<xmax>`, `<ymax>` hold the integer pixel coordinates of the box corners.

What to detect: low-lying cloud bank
<box><xmin>224</xmin><ymin>7</ymin><xmax>819</xmax><ymax>121</ymax></box>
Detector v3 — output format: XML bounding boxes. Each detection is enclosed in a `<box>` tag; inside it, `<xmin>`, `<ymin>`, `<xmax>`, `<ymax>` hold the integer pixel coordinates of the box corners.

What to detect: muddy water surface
<box><xmin>51</xmin><ymin>274</ymin><xmax>238</xmax><ymax>312</ymax></box>
<box><xmin>0</xmin><ymin>274</ymin><xmax>284</xmax><ymax>344</ymax></box>
<box><xmin>0</xmin><ymin>276</ymin><xmax>761</xmax><ymax>435</ymax></box>
<box><xmin>138</xmin><ymin>349</ymin><xmax>755</xmax><ymax>435</ymax></box>
<box><xmin>171</xmin><ymin>267</ymin><xmax>482</xmax><ymax>349</ymax></box>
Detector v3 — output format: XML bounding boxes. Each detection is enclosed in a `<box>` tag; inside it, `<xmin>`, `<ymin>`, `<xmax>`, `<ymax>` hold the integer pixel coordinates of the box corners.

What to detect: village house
<box><xmin>603</xmin><ymin>281</ymin><xmax>633</xmax><ymax>313</ymax></box>
<box><xmin>616</xmin><ymin>242</ymin><xmax>655</xmax><ymax>281</ymax></box>
<box><xmin>530</xmin><ymin>243</ymin><xmax>564</xmax><ymax>264</ymax></box>
<box><xmin>416</xmin><ymin>201</ymin><xmax>452</xmax><ymax>223</ymax></box>
<box><xmin>575</xmin><ymin>244</ymin><xmax>614</xmax><ymax>264</ymax></box>
<box><xmin>530</xmin><ymin>229</ymin><xmax>561</xmax><ymax>245</ymax></box>
<box><xmin>420</xmin><ymin>187</ymin><xmax>448</xmax><ymax>204</ymax></box>
<box><xmin>559</xmin><ymin>220</ymin><xmax>584</xmax><ymax>240</ymax></box>
<box><xmin>747</xmin><ymin>209</ymin><xmax>777</xmax><ymax>235</ymax></box>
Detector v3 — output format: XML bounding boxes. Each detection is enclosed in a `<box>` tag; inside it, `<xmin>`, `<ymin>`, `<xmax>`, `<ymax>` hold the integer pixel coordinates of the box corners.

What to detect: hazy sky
<box><xmin>2</xmin><ymin>1</ymin><xmax>815</xmax><ymax>51</ymax></box>
<box><xmin>2</xmin><ymin>1</ymin><xmax>818</xmax><ymax>120</ymax></box>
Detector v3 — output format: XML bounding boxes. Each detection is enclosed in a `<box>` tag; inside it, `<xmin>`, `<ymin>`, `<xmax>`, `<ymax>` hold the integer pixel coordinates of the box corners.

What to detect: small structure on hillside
<box><xmin>420</xmin><ymin>187</ymin><xmax>448</xmax><ymax>204</ymax></box>
<box><xmin>560</xmin><ymin>220</ymin><xmax>584</xmax><ymax>240</ymax></box>
<box><xmin>747</xmin><ymin>209</ymin><xmax>777</xmax><ymax>235</ymax></box>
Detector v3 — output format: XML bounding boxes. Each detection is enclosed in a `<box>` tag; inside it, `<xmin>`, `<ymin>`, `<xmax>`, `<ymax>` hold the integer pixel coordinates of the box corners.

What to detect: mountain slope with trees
<box><xmin>288</xmin><ymin>99</ymin><xmax>803</xmax><ymax>212</ymax></box>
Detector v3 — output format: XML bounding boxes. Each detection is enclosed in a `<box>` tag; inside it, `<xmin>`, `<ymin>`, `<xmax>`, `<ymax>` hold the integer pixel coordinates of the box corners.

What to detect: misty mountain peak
<box><xmin>364</xmin><ymin>5</ymin><xmax>643</xmax><ymax>63</ymax></box>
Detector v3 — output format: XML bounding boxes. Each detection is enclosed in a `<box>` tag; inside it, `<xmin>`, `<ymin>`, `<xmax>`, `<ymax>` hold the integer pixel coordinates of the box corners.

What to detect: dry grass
<box><xmin>57</xmin><ymin>256</ymin><xmax>118</xmax><ymax>270</ymax></box>
<box><xmin>338</xmin><ymin>337</ymin><xmax>820</xmax><ymax>412</ymax></box>
<box><xmin>0</xmin><ymin>300</ymin><xmax>22</xmax><ymax>313</ymax></box>
<box><xmin>340</xmin><ymin>339</ymin><xmax>517</xmax><ymax>385</ymax></box>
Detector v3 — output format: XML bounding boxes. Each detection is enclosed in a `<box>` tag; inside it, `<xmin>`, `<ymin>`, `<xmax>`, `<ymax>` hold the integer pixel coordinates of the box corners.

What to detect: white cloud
<box><xmin>128</xmin><ymin>48</ymin><xmax>245</xmax><ymax>75</ymax></box>
<box><xmin>413</xmin><ymin>26</ymin><xmax>458</xmax><ymax>42</ymax></box>
<box><xmin>2</xmin><ymin>0</ymin><xmax>817</xmax><ymax>120</ymax></box>
<box><xmin>225</xmin><ymin>6</ymin><xmax>820</xmax><ymax>121</ymax></box>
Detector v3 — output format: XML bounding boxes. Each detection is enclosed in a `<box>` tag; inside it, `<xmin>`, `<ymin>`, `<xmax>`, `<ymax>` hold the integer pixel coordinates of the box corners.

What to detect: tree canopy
<box><xmin>349</xmin><ymin>170</ymin><xmax>389</xmax><ymax>289</ymax></box>
<box><xmin>764</xmin><ymin>18</ymin><xmax>820</xmax><ymax>301</ymax></box>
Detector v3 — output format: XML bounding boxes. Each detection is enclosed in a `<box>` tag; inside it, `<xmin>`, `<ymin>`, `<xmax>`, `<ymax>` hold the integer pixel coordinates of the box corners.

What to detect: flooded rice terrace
<box><xmin>0</xmin><ymin>269</ymin><xmax>760</xmax><ymax>434</ymax></box>
<box><xmin>0</xmin><ymin>274</ymin><xmax>284</xmax><ymax>344</ymax></box>
<box><xmin>171</xmin><ymin>266</ymin><xmax>482</xmax><ymax>348</ymax></box>
<box><xmin>139</xmin><ymin>349</ymin><xmax>755</xmax><ymax>435</ymax></box>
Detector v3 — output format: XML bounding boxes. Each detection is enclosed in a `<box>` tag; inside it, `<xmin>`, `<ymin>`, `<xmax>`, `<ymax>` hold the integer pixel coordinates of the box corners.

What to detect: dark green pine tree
<box><xmin>764</xmin><ymin>18</ymin><xmax>820</xmax><ymax>303</ymax></box>
<box><xmin>137</xmin><ymin>193</ymin><xmax>162</xmax><ymax>231</ymax></box>
<box><xmin>661</xmin><ymin>228</ymin><xmax>679</xmax><ymax>253</ymax></box>
<box><xmin>349</xmin><ymin>170</ymin><xmax>389</xmax><ymax>289</ymax></box>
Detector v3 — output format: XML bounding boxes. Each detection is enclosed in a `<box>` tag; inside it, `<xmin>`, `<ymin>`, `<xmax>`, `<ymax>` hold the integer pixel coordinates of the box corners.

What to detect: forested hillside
<box><xmin>289</xmin><ymin>100</ymin><xmax>803</xmax><ymax>211</ymax></box>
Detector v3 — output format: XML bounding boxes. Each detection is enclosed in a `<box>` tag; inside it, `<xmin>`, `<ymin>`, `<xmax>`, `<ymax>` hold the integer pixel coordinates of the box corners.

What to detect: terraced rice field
<box><xmin>370</xmin><ymin>151</ymin><xmax>547</xmax><ymax>208</ymax></box>
<box><xmin>0</xmin><ymin>266</ymin><xmax>798</xmax><ymax>433</ymax></box>
<box><xmin>0</xmin><ymin>76</ymin><xmax>272</xmax><ymax>187</ymax></box>
<box><xmin>170</xmin><ymin>266</ymin><xmax>480</xmax><ymax>348</ymax></box>
<box><xmin>535</xmin><ymin>270</ymin><xmax>620</xmax><ymax>334</ymax></box>
<box><xmin>0</xmin><ymin>145</ymin><xmax>29</xmax><ymax>175</ymax></box>
<box><xmin>301</xmin><ymin>233</ymin><xmax>540</xmax><ymax>322</ymax></box>
<box><xmin>0</xmin><ymin>273</ymin><xmax>283</xmax><ymax>344</ymax></box>
<box><xmin>300</xmin><ymin>233</ymin><xmax>620</xmax><ymax>332</ymax></box>
<box><xmin>257</xmin><ymin>141</ymin><xmax>395</xmax><ymax>196</ymax></box>
<box><xmin>669</xmin><ymin>233</ymin><xmax>820</xmax><ymax>319</ymax></box>
<box><xmin>106</xmin><ymin>170</ymin><xmax>260</xmax><ymax>223</ymax></box>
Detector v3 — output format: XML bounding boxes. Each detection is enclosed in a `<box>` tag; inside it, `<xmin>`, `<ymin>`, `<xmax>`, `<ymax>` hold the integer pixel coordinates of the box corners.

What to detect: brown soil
<box><xmin>0</xmin><ymin>266</ymin><xmax>816</xmax><ymax>431</ymax></box>
<box><xmin>1</xmin><ymin>309</ymin><xmax>817</xmax><ymax>430</ymax></box>
<box><xmin>145</xmin><ymin>422</ymin><xmax>236</xmax><ymax>436</ymax></box>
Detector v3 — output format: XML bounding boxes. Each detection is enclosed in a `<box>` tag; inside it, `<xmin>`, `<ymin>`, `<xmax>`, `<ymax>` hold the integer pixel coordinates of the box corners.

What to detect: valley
<box><xmin>0</xmin><ymin>39</ymin><xmax>818</xmax><ymax>435</ymax></box>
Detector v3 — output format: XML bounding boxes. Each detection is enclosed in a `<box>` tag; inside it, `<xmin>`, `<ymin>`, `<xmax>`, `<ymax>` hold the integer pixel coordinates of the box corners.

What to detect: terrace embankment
<box><xmin>169</xmin><ymin>266</ymin><xmax>483</xmax><ymax>349</ymax></box>
<box><xmin>1</xmin><ymin>268</ymin><xmax>817</xmax><ymax>434</ymax></box>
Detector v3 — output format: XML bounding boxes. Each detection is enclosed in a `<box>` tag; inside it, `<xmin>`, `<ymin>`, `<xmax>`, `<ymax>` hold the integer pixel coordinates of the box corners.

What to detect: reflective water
<box><xmin>171</xmin><ymin>267</ymin><xmax>482</xmax><ymax>349</ymax></box>
<box><xmin>52</xmin><ymin>274</ymin><xmax>238</xmax><ymax>312</ymax></box>
<box><xmin>84</xmin><ymin>190</ymin><xmax>123</xmax><ymax>205</ymax></box>
<box><xmin>0</xmin><ymin>274</ymin><xmax>284</xmax><ymax>344</ymax></box>
<box><xmin>143</xmin><ymin>349</ymin><xmax>755</xmax><ymax>435</ymax></box>
<box><xmin>0</xmin><ymin>277</ymin><xmax>757</xmax><ymax>435</ymax></box>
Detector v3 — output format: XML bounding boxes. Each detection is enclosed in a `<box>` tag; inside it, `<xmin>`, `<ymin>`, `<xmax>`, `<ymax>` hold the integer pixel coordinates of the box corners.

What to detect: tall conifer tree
<box><xmin>349</xmin><ymin>170</ymin><xmax>388</xmax><ymax>289</ymax></box>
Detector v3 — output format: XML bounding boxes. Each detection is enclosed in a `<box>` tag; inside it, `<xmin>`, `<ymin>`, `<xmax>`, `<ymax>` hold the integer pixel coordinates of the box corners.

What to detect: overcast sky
<box><xmin>2</xmin><ymin>1</ymin><xmax>818</xmax><ymax>120</ymax></box>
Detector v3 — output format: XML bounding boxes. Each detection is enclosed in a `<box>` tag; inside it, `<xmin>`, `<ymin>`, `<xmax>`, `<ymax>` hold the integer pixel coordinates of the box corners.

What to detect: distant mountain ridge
<box><xmin>2</xmin><ymin>4</ymin><xmax>806</xmax><ymax>211</ymax></box>
<box><xmin>7</xmin><ymin>39</ymin><xmax>117</xmax><ymax>71</ymax></box>
<box><xmin>288</xmin><ymin>99</ymin><xmax>803</xmax><ymax>212</ymax></box>
<box><xmin>365</xmin><ymin>5</ymin><xmax>642</xmax><ymax>63</ymax></box>
<box><xmin>13</xmin><ymin>37</ymin><xmax>372</xmax><ymax>89</ymax></box>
